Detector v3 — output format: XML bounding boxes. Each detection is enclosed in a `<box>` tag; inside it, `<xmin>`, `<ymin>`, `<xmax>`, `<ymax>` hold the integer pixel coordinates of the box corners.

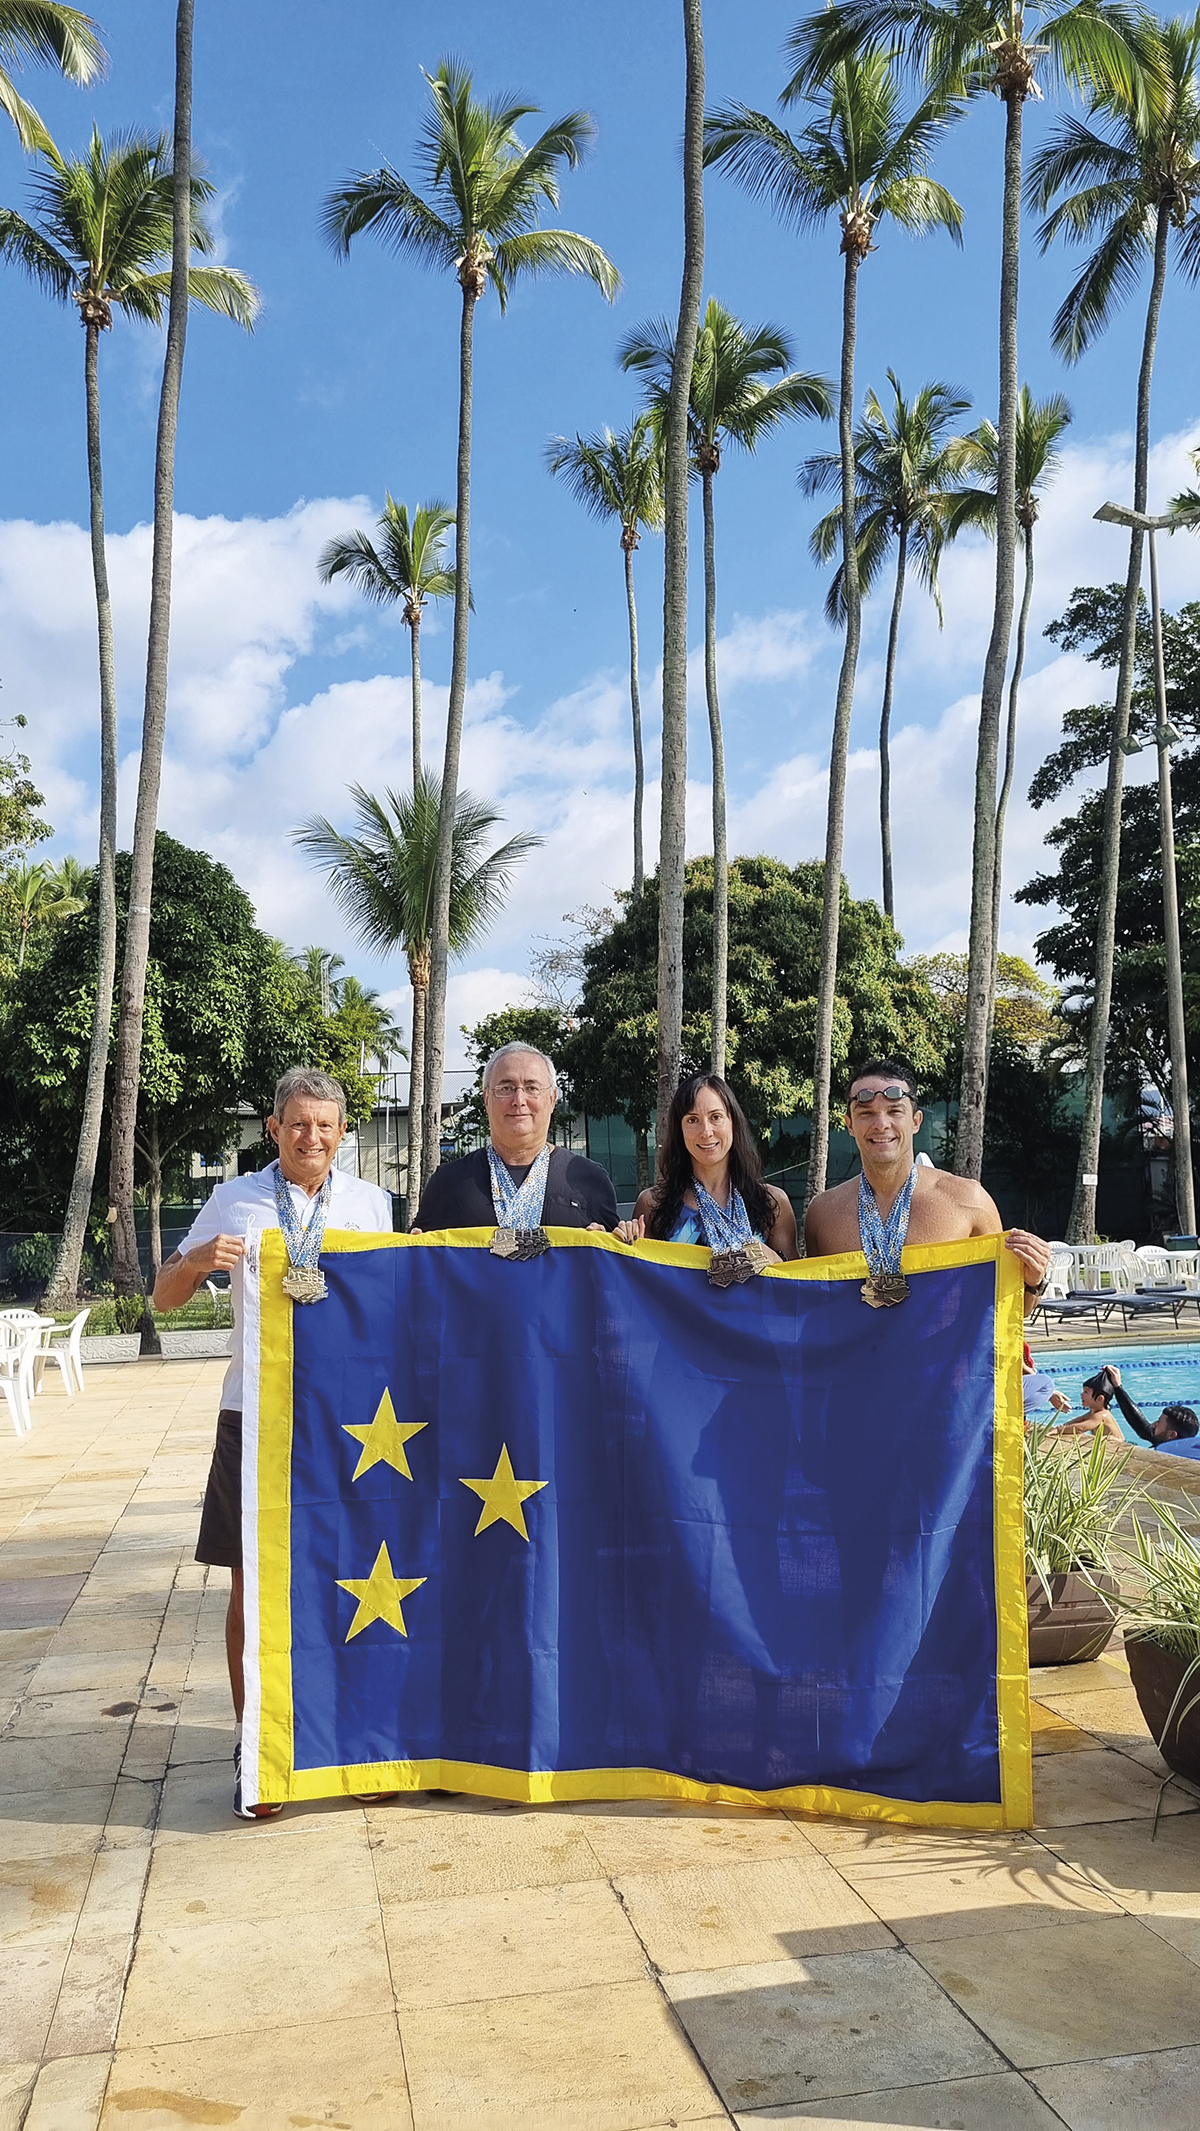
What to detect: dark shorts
<box><xmin>196</xmin><ymin>1410</ymin><xmax>243</xmax><ymax>1570</ymax></box>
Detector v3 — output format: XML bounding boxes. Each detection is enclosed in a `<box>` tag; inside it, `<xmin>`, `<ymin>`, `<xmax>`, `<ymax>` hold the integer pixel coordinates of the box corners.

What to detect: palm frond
<box><xmin>491</xmin><ymin>226</ymin><xmax>619</xmax><ymax>308</ymax></box>
<box><xmin>0</xmin><ymin>204</ymin><xmax>72</xmax><ymax>297</ymax></box>
<box><xmin>320</xmin><ymin>168</ymin><xmax>459</xmax><ymax>267</ymax></box>
<box><xmin>0</xmin><ymin>3</ymin><xmax>105</xmax><ymax>82</ymax></box>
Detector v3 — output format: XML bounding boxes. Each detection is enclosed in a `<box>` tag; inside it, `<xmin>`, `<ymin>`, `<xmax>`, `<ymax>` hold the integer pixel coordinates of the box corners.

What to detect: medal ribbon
<box><xmin>692</xmin><ymin>1177</ymin><xmax>755</xmax><ymax>1255</ymax></box>
<box><xmin>272</xmin><ymin>1160</ymin><xmax>332</xmax><ymax>1273</ymax></box>
<box><xmin>858</xmin><ymin>1164</ymin><xmax>917</xmax><ymax>1279</ymax></box>
<box><xmin>487</xmin><ymin>1142</ymin><xmax>552</xmax><ymax>1229</ymax></box>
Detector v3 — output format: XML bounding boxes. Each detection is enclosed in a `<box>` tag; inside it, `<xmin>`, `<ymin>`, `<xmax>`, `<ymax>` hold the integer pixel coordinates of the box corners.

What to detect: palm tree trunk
<box><xmin>988</xmin><ymin>518</ymin><xmax>1034</xmax><ymax>1039</ymax></box>
<box><xmin>656</xmin><ymin>0</ymin><xmax>706</xmax><ymax>1146</ymax></box>
<box><xmin>807</xmin><ymin>243</ymin><xmax>862</xmax><ymax>1206</ymax></box>
<box><xmin>1069</xmin><ymin>198</ymin><xmax>1171</xmax><ymax>1243</ymax></box>
<box><xmin>406</xmin><ymin>949</ymin><xmax>427</xmax><ymax>1220</ymax></box>
<box><xmin>422</xmin><ymin>279</ymin><xmax>475</xmax><ymax>1182</ymax></box>
<box><xmin>623</xmin><ymin>539</ymin><xmax>646</xmax><ymax>899</ymax></box>
<box><xmin>702</xmin><ymin>465</ymin><xmax>729</xmax><ymax>1077</ymax></box>
<box><xmin>146</xmin><ymin>1115</ymin><xmax>164</xmax><ymax>1282</ymax></box>
<box><xmin>107</xmin><ymin>0</ymin><xmax>193</xmax><ymax>1317</ymax></box>
<box><xmin>955</xmin><ymin>86</ymin><xmax>1024</xmax><ymax>1180</ymax></box>
<box><xmin>409</xmin><ymin>610</ymin><xmax>422</xmax><ymax>794</ymax></box>
<box><xmin>635</xmin><ymin>1127</ymin><xmax>650</xmax><ymax>1190</ymax></box>
<box><xmin>44</xmin><ymin>321</ymin><xmax>119</xmax><ymax>1312</ymax></box>
<box><xmin>879</xmin><ymin>520</ymin><xmax>907</xmax><ymax>923</ymax></box>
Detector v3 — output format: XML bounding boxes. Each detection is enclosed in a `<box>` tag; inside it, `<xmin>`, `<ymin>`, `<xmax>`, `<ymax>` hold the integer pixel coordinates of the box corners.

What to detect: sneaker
<box><xmin>233</xmin><ymin>1737</ymin><xmax>283</xmax><ymax>1821</ymax></box>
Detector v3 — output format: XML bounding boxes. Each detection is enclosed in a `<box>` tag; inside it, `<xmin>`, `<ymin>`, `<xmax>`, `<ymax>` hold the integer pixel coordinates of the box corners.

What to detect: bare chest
<box><xmin>809</xmin><ymin>1177</ymin><xmax>977</xmax><ymax>1258</ymax></box>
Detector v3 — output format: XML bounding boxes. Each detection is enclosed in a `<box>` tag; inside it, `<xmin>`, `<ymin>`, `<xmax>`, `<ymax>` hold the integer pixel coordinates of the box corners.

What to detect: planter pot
<box><xmin>79</xmin><ymin>1333</ymin><xmax>142</xmax><ymax>1364</ymax></box>
<box><xmin>1027</xmin><ymin>1569</ymin><xmax>1118</xmax><ymax>1666</ymax></box>
<box><xmin>1126</xmin><ymin>1635</ymin><xmax>1200</xmax><ymax>1784</ymax></box>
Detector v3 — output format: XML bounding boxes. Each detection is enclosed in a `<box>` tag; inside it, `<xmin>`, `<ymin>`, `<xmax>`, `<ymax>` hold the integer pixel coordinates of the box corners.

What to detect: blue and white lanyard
<box><xmin>487</xmin><ymin>1142</ymin><xmax>552</xmax><ymax>1228</ymax></box>
<box><xmin>693</xmin><ymin>1176</ymin><xmax>755</xmax><ymax>1254</ymax></box>
<box><xmin>272</xmin><ymin>1161</ymin><xmax>331</xmax><ymax>1270</ymax></box>
<box><xmin>858</xmin><ymin>1164</ymin><xmax>917</xmax><ymax>1277</ymax></box>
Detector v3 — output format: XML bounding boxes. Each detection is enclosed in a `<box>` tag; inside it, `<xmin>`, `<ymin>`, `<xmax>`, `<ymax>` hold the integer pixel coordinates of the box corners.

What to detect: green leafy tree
<box><xmin>294</xmin><ymin>775</ymin><xmax>542</xmax><ymax>1212</ymax></box>
<box><xmin>705</xmin><ymin>48</ymin><xmax>962</xmax><ymax>1200</ymax></box>
<box><xmin>1029</xmin><ymin>10</ymin><xmax>1200</xmax><ymax>1238</ymax></box>
<box><xmin>318</xmin><ymin>497</ymin><xmax>457</xmax><ymax>794</ymax></box>
<box><xmin>786</xmin><ymin>0</ymin><xmax>1154</xmax><ymax>1187</ymax></box>
<box><xmin>565</xmin><ymin>854</ymin><xmax>948</xmax><ymax>1148</ymax></box>
<box><xmin>621</xmin><ymin>300</ymin><xmax>831</xmax><ymax>1076</ymax></box>
<box><xmin>802</xmin><ymin>372</ymin><xmax>973</xmax><ymax>920</ymax></box>
<box><xmin>0</xmin><ymin>728</ymin><xmax>50</xmax><ymax>870</ymax></box>
<box><xmin>947</xmin><ymin>385</ymin><xmax>1072</xmax><ymax>1029</ymax></box>
<box><xmin>0</xmin><ymin>4</ymin><xmax>103</xmax><ymax>156</ymax></box>
<box><xmin>1</xmin><ymin>836</ymin><xmax>341</xmax><ymax>1279</ymax></box>
<box><xmin>545</xmin><ymin>417</ymin><xmax>663</xmax><ymax>900</ymax></box>
<box><xmin>0</xmin><ymin>122</ymin><xmax>258</xmax><ymax>1311</ymax></box>
<box><xmin>454</xmin><ymin>1004</ymin><xmax>576</xmax><ymax>1148</ymax></box>
<box><xmin>323</xmin><ymin>60</ymin><xmax>618</xmax><ymax>1187</ymax></box>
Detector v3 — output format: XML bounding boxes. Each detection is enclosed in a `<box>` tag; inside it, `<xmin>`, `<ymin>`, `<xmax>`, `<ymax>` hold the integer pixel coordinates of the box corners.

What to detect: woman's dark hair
<box><xmin>1160</xmin><ymin>1405</ymin><xmax>1200</xmax><ymax>1440</ymax></box>
<box><xmin>646</xmin><ymin>1073</ymin><xmax>776</xmax><ymax>1242</ymax></box>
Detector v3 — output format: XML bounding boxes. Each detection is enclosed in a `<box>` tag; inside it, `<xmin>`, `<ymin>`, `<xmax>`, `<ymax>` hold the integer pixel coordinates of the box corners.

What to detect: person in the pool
<box><xmin>1054</xmin><ymin>1365</ymin><xmax>1200</xmax><ymax>1449</ymax></box>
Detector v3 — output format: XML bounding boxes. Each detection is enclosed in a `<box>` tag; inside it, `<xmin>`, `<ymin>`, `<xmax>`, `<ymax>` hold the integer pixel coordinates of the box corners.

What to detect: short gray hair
<box><xmin>482</xmin><ymin>1042</ymin><xmax>558</xmax><ymax>1094</ymax></box>
<box><xmin>272</xmin><ymin>1066</ymin><xmax>347</xmax><ymax>1125</ymax></box>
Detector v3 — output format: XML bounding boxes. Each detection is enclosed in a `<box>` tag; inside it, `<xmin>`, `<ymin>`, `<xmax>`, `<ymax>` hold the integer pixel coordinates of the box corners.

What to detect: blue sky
<box><xmin>2</xmin><ymin>1</ymin><xmax>1197</xmax><ymax>1066</ymax></box>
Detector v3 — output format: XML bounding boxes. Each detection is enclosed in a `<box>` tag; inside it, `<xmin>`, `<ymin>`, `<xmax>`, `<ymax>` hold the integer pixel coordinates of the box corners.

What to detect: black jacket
<box><xmin>414</xmin><ymin>1143</ymin><xmax>618</xmax><ymax>1233</ymax></box>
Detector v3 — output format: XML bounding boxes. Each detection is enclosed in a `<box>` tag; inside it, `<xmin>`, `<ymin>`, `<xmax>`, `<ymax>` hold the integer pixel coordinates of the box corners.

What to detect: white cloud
<box><xmin>6</xmin><ymin>419</ymin><xmax>1195</xmax><ymax>1022</ymax></box>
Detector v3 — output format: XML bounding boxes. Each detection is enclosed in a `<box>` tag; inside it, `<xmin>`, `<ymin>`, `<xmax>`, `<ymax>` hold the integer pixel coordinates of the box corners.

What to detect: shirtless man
<box><xmin>804</xmin><ymin>1056</ymin><xmax>1053</xmax><ymax>1309</ymax></box>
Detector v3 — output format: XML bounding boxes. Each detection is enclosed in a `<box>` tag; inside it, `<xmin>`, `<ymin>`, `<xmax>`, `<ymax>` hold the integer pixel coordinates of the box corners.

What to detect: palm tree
<box><xmin>0</xmin><ymin>121</ymin><xmax>257</xmax><ymax>1310</ymax></box>
<box><xmin>786</xmin><ymin>1</ymin><xmax>1154</xmax><ymax>1183</ymax></box>
<box><xmin>318</xmin><ymin>497</ymin><xmax>457</xmax><ymax>794</ymax></box>
<box><xmin>294</xmin><ymin>776</ymin><xmax>542</xmax><ymax>1213</ymax></box>
<box><xmin>1029</xmin><ymin>10</ymin><xmax>1200</xmax><ymax>1239</ymax></box>
<box><xmin>946</xmin><ymin>386</ymin><xmax>1071</xmax><ymax>1044</ymax></box>
<box><xmin>705</xmin><ymin>51</ymin><xmax>962</xmax><ymax>1199</ymax></box>
<box><xmin>621</xmin><ymin>300</ymin><xmax>832</xmax><ymax>1074</ymax></box>
<box><xmin>656</xmin><ymin>0</ymin><xmax>708</xmax><ymax>1146</ymax></box>
<box><xmin>545</xmin><ymin>417</ymin><xmax>664</xmax><ymax>901</ymax></box>
<box><xmin>801</xmin><ymin>372</ymin><xmax>973</xmax><ymax>920</ymax></box>
<box><xmin>4</xmin><ymin>856</ymin><xmax>85</xmax><ymax>966</ymax></box>
<box><xmin>0</xmin><ymin>4</ymin><xmax>103</xmax><ymax>156</ymax></box>
<box><xmin>323</xmin><ymin>61</ymin><xmax>618</xmax><ymax>1188</ymax></box>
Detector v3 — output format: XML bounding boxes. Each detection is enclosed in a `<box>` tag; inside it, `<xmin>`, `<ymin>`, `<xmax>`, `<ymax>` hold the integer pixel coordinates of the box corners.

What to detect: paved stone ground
<box><xmin>3</xmin><ymin>1360</ymin><xmax>1200</xmax><ymax>2131</ymax></box>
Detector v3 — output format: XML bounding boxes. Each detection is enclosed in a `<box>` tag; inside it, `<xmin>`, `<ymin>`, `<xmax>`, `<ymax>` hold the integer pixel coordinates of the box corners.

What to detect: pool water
<box><xmin>1029</xmin><ymin>1342</ymin><xmax>1200</xmax><ymax>1443</ymax></box>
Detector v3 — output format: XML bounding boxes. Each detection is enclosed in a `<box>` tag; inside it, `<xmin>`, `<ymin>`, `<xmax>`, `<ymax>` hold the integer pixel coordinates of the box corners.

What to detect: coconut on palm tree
<box><xmin>947</xmin><ymin>386</ymin><xmax>1071</xmax><ymax>1044</ymax></box>
<box><xmin>545</xmin><ymin>417</ymin><xmax>664</xmax><ymax>901</ymax></box>
<box><xmin>802</xmin><ymin>372</ymin><xmax>974</xmax><ymax>921</ymax></box>
<box><xmin>319</xmin><ymin>498</ymin><xmax>458</xmax><ymax>794</ymax></box>
<box><xmin>1029</xmin><ymin>9</ymin><xmax>1200</xmax><ymax>1241</ymax></box>
<box><xmin>294</xmin><ymin>776</ymin><xmax>542</xmax><ymax>1213</ymax></box>
<box><xmin>323</xmin><ymin>61</ymin><xmax>618</xmax><ymax>1187</ymax></box>
<box><xmin>705</xmin><ymin>51</ymin><xmax>962</xmax><ymax>1198</ymax></box>
<box><xmin>787</xmin><ymin>0</ymin><xmax>1155</xmax><ymax>1183</ymax></box>
<box><xmin>0</xmin><ymin>124</ymin><xmax>257</xmax><ymax>1310</ymax></box>
<box><xmin>0</xmin><ymin>4</ymin><xmax>103</xmax><ymax>156</ymax></box>
<box><xmin>621</xmin><ymin>300</ymin><xmax>831</xmax><ymax>1075</ymax></box>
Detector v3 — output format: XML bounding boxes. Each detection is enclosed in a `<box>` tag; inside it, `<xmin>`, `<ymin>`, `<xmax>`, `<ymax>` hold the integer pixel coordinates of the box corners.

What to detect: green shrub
<box><xmin>1024</xmin><ymin>1423</ymin><xmax>1144</xmax><ymax>1600</ymax></box>
<box><xmin>84</xmin><ymin>1301</ymin><xmax>117</xmax><ymax>1335</ymax></box>
<box><xmin>8</xmin><ymin>1232</ymin><xmax>59</xmax><ymax>1295</ymax></box>
<box><xmin>113</xmin><ymin>1295</ymin><xmax>146</xmax><ymax>1335</ymax></box>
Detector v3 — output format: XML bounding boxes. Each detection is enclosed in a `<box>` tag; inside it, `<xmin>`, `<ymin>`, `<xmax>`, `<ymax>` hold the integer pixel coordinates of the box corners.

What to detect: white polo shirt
<box><xmin>180</xmin><ymin>1163</ymin><xmax>393</xmax><ymax>1412</ymax></box>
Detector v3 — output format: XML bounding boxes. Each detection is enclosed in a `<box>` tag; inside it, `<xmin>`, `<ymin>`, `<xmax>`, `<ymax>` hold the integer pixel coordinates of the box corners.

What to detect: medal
<box><xmin>861</xmin><ymin>1272</ymin><xmax>910</xmax><ymax>1309</ymax></box>
<box><xmin>487</xmin><ymin>1143</ymin><xmax>553</xmax><ymax>1262</ymax></box>
<box><xmin>857</xmin><ymin>1165</ymin><xmax>917</xmax><ymax>1309</ymax></box>
<box><xmin>708</xmin><ymin>1239</ymin><xmax>771</xmax><ymax>1288</ymax></box>
<box><xmin>491</xmin><ymin>1226</ymin><xmax>549</xmax><ymax>1262</ymax></box>
<box><xmin>273</xmin><ymin>1161</ymin><xmax>331</xmax><ymax>1306</ymax></box>
<box><xmin>282</xmin><ymin>1265</ymin><xmax>328</xmax><ymax>1304</ymax></box>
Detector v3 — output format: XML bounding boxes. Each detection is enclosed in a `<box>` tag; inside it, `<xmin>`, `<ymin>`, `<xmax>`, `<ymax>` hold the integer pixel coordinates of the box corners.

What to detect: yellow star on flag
<box><xmin>460</xmin><ymin>1443</ymin><xmax>548</xmax><ymax>1541</ymax></box>
<box><xmin>343</xmin><ymin>1388</ymin><xmax>426</xmax><ymax>1482</ymax></box>
<box><xmin>336</xmin><ymin>1542</ymin><xmax>425</xmax><ymax>1641</ymax></box>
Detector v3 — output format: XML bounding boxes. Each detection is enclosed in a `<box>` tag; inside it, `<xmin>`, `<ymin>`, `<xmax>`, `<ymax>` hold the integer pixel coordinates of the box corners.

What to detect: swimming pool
<box><xmin>1028</xmin><ymin>1341</ymin><xmax>1200</xmax><ymax>1442</ymax></box>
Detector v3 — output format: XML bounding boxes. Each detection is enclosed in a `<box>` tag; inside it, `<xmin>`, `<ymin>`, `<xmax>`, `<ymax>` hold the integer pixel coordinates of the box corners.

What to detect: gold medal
<box><xmin>861</xmin><ymin>1273</ymin><xmax>910</xmax><ymax>1309</ymax></box>
<box><xmin>708</xmin><ymin>1240</ymin><xmax>770</xmax><ymax>1288</ymax></box>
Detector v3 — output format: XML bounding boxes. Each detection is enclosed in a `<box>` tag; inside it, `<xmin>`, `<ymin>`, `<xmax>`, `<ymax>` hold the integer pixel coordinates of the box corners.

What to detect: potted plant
<box><xmin>1120</xmin><ymin>1506</ymin><xmax>1200</xmax><ymax>1785</ymax></box>
<box><xmin>1024</xmin><ymin>1424</ymin><xmax>1141</xmax><ymax>1665</ymax></box>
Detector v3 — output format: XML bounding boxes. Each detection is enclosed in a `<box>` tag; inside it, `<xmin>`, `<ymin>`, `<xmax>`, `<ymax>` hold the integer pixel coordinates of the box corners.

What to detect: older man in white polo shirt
<box><xmin>154</xmin><ymin>1066</ymin><xmax>391</xmax><ymax>1817</ymax></box>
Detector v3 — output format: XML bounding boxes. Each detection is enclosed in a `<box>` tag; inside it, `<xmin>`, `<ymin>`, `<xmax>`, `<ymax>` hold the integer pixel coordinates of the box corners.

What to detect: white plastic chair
<box><xmin>0</xmin><ymin>1324</ymin><xmax>37</xmax><ymax>1434</ymax></box>
<box><xmin>33</xmin><ymin>1308</ymin><xmax>90</xmax><ymax>1397</ymax></box>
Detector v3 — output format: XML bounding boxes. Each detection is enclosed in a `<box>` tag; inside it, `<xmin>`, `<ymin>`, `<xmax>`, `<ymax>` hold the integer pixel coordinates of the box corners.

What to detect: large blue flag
<box><xmin>240</xmin><ymin>1227</ymin><xmax>1031</xmax><ymax>1828</ymax></box>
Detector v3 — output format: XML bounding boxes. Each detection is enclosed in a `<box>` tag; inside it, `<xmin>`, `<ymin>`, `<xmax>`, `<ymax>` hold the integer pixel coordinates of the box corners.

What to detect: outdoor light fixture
<box><xmin>1119</xmin><ymin>733</ymin><xmax>1144</xmax><ymax>756</ymax></box>
<box><xmin>1159</xmin><ymin>720</ymin><xmax>1184</xmax><ymax>747</ymax></box>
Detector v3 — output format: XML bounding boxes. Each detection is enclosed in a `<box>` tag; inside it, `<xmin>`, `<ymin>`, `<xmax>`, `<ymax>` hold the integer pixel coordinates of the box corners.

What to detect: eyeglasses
<box><xmin>849</xmin><ymin>1085</ymin><xmax>915</xmax><ymax>1108</ymax></box>
<box><xmin>491</xmin><ymin>1080</ymin><xmax>552</xmax><ymax>1099</ymax></box>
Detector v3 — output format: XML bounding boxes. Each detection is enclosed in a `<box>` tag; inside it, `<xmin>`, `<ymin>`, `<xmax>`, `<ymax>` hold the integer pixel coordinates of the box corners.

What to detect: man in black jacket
<box><xmin>413</xmin><ymin>1042</ymin><xmax>618</xmax><ymax>1234</ymax></box>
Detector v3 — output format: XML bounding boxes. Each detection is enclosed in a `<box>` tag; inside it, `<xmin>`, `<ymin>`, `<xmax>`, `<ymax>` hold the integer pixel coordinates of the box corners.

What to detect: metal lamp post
<box><xmin>1094</xmin><ymin>501</ymin><xmax>1196</xmax><ymax>1234</ymax></box>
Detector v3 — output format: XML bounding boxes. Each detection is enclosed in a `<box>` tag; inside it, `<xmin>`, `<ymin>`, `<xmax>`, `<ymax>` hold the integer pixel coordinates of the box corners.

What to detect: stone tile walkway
<box><xmin>2</xmin><ymin>1359</ymin><xmax>1199</xmax><ymax>2131</ymax></box>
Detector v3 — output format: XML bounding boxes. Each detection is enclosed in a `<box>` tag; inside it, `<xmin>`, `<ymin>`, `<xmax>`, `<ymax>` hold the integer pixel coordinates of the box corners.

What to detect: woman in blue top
<box><xmin>614</xmin><ymin>1072</ymin><xmax>797</xmax><ymax>1262</ymax></box>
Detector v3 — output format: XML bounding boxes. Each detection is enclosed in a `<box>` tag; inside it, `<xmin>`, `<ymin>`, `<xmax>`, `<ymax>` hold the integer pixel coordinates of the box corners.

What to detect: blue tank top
<box><xmin>669</xmin><ymin>1204</ymin><xmax>765</xmax><ymax>1247</ymax></box>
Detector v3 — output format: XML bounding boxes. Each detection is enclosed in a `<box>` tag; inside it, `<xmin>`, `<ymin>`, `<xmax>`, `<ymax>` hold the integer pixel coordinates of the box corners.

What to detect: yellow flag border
<box><xmin>250</xmin><ymin>1226</ymin><xmax>1030</xmax><ymax>1827</ymax></box>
